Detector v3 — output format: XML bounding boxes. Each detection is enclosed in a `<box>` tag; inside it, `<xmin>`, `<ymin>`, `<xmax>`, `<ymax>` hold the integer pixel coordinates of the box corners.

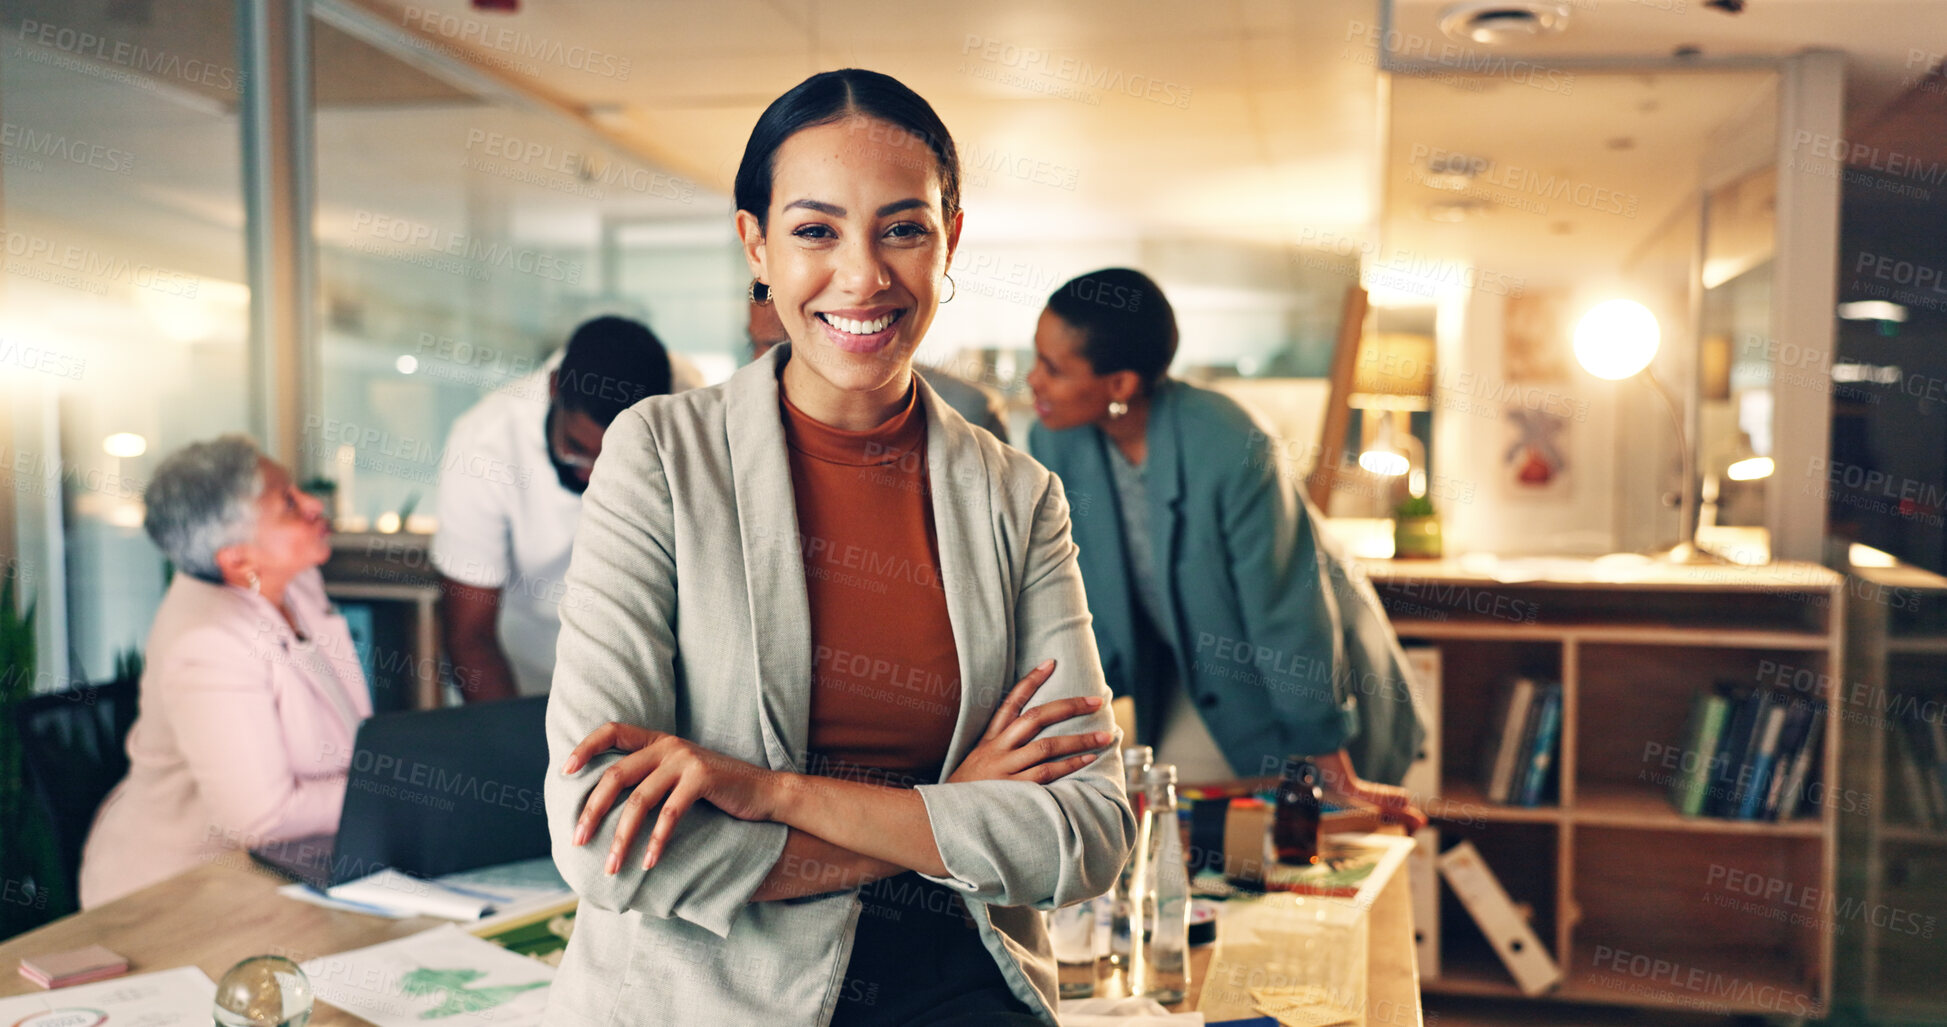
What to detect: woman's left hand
<box><xmin>562</xmin><ymin>723</ymin><xmax>783</xmax><ymax>874</ymax></box>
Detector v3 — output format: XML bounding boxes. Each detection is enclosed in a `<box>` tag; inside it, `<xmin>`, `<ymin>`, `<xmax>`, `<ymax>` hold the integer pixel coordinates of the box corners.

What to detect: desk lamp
<box><xmin>1573</xmin><ymin>299</ymin><xmax>1711</xmax><ymax>563</ymax></box>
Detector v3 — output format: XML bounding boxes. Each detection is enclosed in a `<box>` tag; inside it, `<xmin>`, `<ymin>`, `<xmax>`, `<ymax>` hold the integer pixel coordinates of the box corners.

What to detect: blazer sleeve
<box><xmin>543</xmin><ymin>409</ymin><xmax>789</xmax><ymax>939</ymax></box>
<box><xmin>911</xmin><ymin>472</ymin><xmax>1137</xmax><ymax>909</ymax></box>
<box><xmin>1219</xmin><ymin>429</ymin><xmax>1359</xmax><ymax>757</ymax></box>
<box><xmin>163</xmin><ymin>630</ymin><xmax>349</xmax><ymax>844</ymax></box>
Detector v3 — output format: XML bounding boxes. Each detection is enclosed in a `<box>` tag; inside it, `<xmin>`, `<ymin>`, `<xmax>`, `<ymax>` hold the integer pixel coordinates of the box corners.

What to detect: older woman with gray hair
<box><xmin>78</xmin><ymin>435</ymin><xmax>370</xmax><ymax>908</ymax></box>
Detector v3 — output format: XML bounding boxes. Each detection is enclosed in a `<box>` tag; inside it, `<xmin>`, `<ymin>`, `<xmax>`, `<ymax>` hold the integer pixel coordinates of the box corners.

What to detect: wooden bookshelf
<box><xmin>1841</xmin><ymin>558</ymin><xmax>1947</xmax><ymax>1022</ymax></box>
<box><xmin>1366</xmin><ymin>557</ymin><xmax>1844</xmax><ymax>1017</ymax></box>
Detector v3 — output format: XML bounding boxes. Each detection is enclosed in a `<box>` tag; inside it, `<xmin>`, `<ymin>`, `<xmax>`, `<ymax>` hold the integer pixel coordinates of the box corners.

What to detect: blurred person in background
<box><xmin>1027</xmin><ymin>268</ymin><xmax>1426</xmax><ymax>823</ymax></box>
<box><xmin>433</xmin><ymin>315</ymin><xmax>679</xmax><ymax>701</ymax></box>
<box><xmin>79</xmin><ymin>435</ymin><xmax>370</xmax><ymax>908</ymax></box>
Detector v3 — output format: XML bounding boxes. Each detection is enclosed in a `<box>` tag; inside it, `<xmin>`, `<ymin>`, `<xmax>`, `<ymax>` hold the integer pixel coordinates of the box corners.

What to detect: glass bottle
<box><xmin>1141</xmin><ymin>763</ymin><xmax>1190</xmax><ymax>1005</ymax></box>
<box><xmin>1098</xmin><ymin>744</ymin><xmax>1153</xmax><ymax>997</ymax></box>
<box><xmin>1272</xmin><ymin>756</ymin><xmax>1324</xmax><ymax>866</ymax></box>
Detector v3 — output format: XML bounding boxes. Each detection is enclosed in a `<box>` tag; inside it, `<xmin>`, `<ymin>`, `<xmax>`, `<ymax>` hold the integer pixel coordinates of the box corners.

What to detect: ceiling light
<box><xmin>1837</xmin><ymin>300</ymin><xmax>1909</xmax><ymax>322</ymax></box>
<box><xmin>1438</xmin><ymin>2</ymin><xmax>1572</xmax><ymax>45</ymax></box>
<box><xmin>1424</xmin><ymin>199</ymin><xmax>1490</xmax><ymax>222</ymax></box>
<box><xmin>103</xmin><ymin>433</ymin><xmax>147</xmax><ymax>458</ymax></box>
<box><xmin>1422</xmin><ymin>154</ymin><xmax>1486</xmax><ymax>191</ymax></box>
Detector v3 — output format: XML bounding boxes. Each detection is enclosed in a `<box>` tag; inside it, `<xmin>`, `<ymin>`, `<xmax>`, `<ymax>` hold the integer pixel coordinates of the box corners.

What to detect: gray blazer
<box><xmin>543</xmin><ymin>345</ymin><xmax>1136</xmax><ymax>1026</ymax></box>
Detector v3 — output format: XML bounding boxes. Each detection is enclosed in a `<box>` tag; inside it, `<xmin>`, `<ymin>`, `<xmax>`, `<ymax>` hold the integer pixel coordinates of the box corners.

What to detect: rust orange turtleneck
<box><xmin>780</xmin><ymin>384</ymin><xmax>962</xmax><ymax>789</ymax></box>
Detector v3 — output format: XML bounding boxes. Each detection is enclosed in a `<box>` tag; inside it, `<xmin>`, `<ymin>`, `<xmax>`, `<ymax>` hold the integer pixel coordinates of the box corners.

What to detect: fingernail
<box><xmin>604</xmin><ymin>852</ymin><xmax>619</xmax><ymax>875</ymax></box>
<box><xmin>1038</xmin><ymin>658</ymin><xmax>1055</xmax><ymax>670</ymax></box>
<box><xmin>643</xmin><ymin>848</ymin><xmax>658</xmax><ymax>870</ymax></box>
<box><xmin>561</xmin><ymin>758</ymin><xmax>579</xmax><ymax>775</ymax></box>
<box><xmin>1084</xmin><ymin>696</ymin><xmax>1103</xmax><ymax>709</ymax></box>
<box><xmin>1092</xmin><ymin>731</ymin><xmax>1112</xmax><ymax>745</ymax></box>
<box><xmin>573</xmin><ymin>822</ymin><xmax>589</xmax><ymax>846</ymax></box>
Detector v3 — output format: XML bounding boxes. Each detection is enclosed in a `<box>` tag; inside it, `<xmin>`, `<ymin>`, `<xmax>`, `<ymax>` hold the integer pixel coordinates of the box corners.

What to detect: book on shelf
<box><xmin>1517</xmin><ymin>685</ymin><xmax>1563</xmax><ymax>808</ymax></box>
<box><xmin>1670</xmin><ymin>689</ymin><xmax>1730</xmax><ymax>816</ymax></box>
<box><xmin>1669</xmin><ymin>681</ymin><xmax>1826</xmax><ymax>822</ymax></box>
<box><xmin>1737</xmin><ymin>703</ymin><xmax>1789</xmax><ymax>820</ymax></box>
<box><xmin>1707</xmin><ymin>683</ymin><xmax>1769</xmax><ymax>818</ymax></box>
<box><xmin>1478</xmin><ymin>677</ymin><xmax>1536</xmax><ymax>803</ymax></box>
<box><xmin>1765</xmin><ymin>702</ymin><xmax>1823</xmax><ymax>821</ymax></box>
<box><xmin>1476</xmin><ymin>677</ymin><xmax>1560</xmax><ymax>807</ymax></box>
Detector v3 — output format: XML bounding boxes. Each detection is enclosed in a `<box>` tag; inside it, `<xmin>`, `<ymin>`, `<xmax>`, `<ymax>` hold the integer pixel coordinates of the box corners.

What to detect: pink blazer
<box><xmin>79</xmin><ymin>568</ymin><xmax>372</xmax><ymax>908</ymax></box>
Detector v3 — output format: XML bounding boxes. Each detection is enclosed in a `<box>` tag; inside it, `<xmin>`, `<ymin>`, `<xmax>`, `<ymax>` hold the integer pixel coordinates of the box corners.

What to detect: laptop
<box><xmin>251</xmin><ymin>695</ymin><xmax>551</xmax><ymax>889</ymax></box>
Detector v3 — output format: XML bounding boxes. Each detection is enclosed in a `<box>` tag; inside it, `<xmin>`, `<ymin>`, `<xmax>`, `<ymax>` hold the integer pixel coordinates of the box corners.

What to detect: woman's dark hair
<box><xmin>734</xmin><ymin>69</ymin><xmax>961</xmax><ymax>232</ymax></box>
<box><xmin>1046</xmin><ymin>268</ymin><xmax>1179</xmax><ymax>393</ymax></box>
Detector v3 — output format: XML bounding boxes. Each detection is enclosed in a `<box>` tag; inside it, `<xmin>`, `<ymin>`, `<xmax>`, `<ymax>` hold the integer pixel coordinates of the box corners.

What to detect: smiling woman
<box><xmin>540</xmin><ymin>70</ymin><xmax>1135</xmax><ymax>1027</ymax></box>
<box><xmin>734</xmin><ymin>81</ymin><xmax>962</xmax><ymax>430</ymax></box>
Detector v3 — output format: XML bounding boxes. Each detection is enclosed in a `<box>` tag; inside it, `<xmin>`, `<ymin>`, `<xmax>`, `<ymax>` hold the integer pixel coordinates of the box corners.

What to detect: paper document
<box><xmin>301</xmin><ymin>924</ymin><xmax>553</xmax><ymax>1027</ymax></box>
<box><xmin>0</xmin><ymin>965</ymin><xmax>215</xmax><ymax>1024</ymax></box>
<box><xmin>329</xmin><ymin>869</ymin><xmax>498</xmax><ymax>920</ymax></box>
<box><xmin>279</xmin><ymin>857</ymin><xmax>573</xmax><ymax>921</ymax></box>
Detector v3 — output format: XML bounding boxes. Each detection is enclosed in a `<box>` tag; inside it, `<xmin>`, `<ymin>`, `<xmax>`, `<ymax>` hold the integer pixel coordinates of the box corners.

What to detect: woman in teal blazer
<box><xmin>1027</xmin><ymin>268</ymin><xmax>1426</xmax><ymax>815</ymax></box>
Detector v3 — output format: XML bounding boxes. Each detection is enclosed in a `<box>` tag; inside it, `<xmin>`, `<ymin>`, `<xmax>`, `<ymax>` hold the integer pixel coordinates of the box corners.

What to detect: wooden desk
<box><xmin>1184</xmin><ymin>835</ymin><xmax>1423</xmax><ymax>1026</ymax></box>
<box><xmin>2</xmin><ymin>851</ymin><xmax>1421</xmax><ymax>1026</ymax></box>
<box><xmin>0</xmin><ymin>855</ymin><xmax>444</xmax><ymax>1025</ymax></box>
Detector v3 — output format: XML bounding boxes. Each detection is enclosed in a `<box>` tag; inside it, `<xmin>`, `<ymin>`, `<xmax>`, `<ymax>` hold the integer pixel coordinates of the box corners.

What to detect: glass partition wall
<box><xmin>0</xmin><ymin>0</ymin><xmax>251</xmax><ymax>684</ymax></box>
<box><xmin>308</xmin><ymin>15</ymin><xmax>735</xmax><ymax>530</ymax></box>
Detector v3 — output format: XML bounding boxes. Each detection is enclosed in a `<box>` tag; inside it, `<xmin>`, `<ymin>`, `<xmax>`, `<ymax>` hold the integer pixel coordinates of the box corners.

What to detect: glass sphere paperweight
<box><xmin>213</xmin><ymin>955</ymin><xmax>315</xmax><ymax>1027</ymax></box>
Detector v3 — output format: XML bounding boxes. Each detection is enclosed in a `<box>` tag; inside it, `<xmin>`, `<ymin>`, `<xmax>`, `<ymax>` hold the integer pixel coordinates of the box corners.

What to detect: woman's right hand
<box><xmin>947</xmin><ymin>659</ymin><xmax>1114</xmax><ymax>785</ymax></box>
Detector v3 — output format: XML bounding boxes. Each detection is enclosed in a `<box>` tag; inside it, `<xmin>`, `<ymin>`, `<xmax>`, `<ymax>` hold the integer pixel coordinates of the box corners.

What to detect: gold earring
<box><xmin>748</xmin><ymin>279</ymin><xmax>771</xmax><ymax>305</ymax></box>
<box><xmin>941</xmin><ymin>274</ymin><xmax>956</xmax><ymax>304</ymax></box>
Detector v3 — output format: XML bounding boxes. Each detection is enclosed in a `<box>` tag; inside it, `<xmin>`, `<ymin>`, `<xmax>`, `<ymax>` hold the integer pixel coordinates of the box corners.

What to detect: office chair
<box><xmin>13</xmin><ymin>677</ymin><xmax>140</xmax><ymax>921</ymax></box>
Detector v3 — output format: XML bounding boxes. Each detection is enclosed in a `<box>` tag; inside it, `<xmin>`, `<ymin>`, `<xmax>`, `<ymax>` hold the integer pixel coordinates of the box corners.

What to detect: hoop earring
<box><xmin>941</xmin><ymin>274</ymin><xmax>956</xmax><ymax>304</ymax></box>
<box><xmin>748</xmin><ymin>279</ymin><xmax>771</xmax><ymax>305</ymax></box>
<box><xmin>1107</xmin><ymin>400</ymin><xmax>1129</xmax><ymax>420</ymax></box>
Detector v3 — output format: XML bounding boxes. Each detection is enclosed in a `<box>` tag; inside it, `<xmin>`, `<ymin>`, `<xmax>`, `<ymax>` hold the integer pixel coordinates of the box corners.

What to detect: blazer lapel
<box><xmin>1145</xmin><ymin>382</ymin><xmax>1186</xmax><ymax>647</ymax></box>
<box><xmin>1073</xmin><ymin>430</ymin><xmax>1137</xmax><ymax>697</ymax></box>
<box><xmin>919</xmin><ymin>376</ymin><xmax>1007</xmax><ymax>777</ymax></box>
<box><xmin>724</xmin><ymin>346</ymin><xmax>813</xmax><ymax>771</ymax></box>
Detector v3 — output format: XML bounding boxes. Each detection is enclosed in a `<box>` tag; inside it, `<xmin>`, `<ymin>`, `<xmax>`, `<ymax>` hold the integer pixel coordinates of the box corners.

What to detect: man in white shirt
<box><xmin>432</xmin><ymin>316</ymin><xmax>684</xmax><ymax>701</ymax></box>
